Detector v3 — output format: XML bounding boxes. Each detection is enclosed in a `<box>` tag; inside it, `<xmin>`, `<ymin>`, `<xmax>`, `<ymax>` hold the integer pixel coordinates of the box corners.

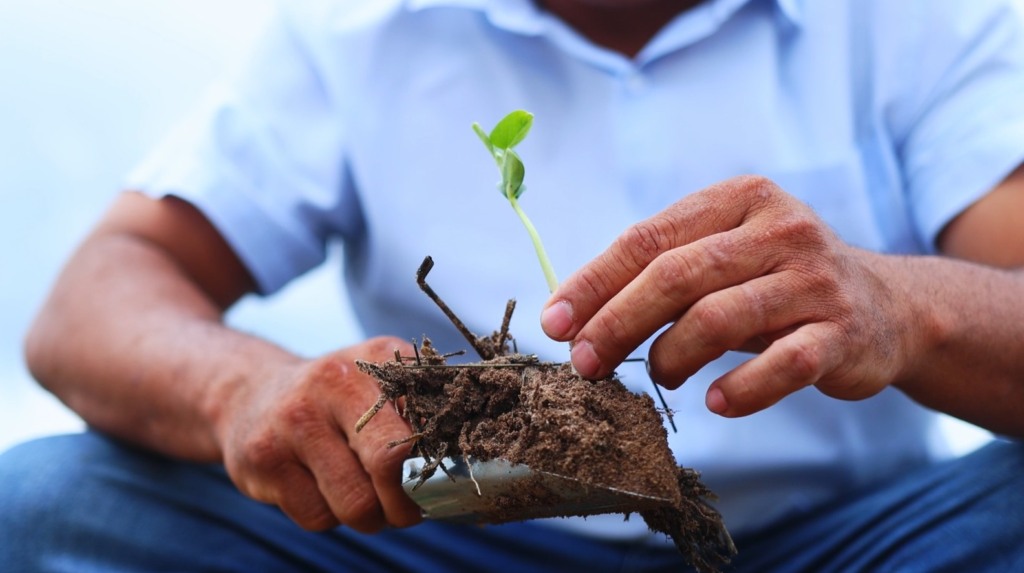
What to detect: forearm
<box><xmin>880</xmin><ymin>252</ymin><xmax>1024</xmax><ymax>437</ymax></box>
<box><xmin>25</xmin><ymin>231</ymin><xmax>300</xmax><ymax>462</ymax></box>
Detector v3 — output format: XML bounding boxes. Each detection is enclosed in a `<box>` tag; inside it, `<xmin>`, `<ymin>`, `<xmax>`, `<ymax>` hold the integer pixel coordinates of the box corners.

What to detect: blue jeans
<box><xmin>0</xmin><ymin>431</ymin><xmax>1021</xmax><ymax>572</ymax></box>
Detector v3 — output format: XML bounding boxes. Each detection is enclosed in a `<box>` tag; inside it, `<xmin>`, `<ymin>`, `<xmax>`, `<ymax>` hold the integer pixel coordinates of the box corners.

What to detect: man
<box><xmin>2</xmin><ymin>0</ymin><xmax>1023</xmax><ymax>570</ymax></box>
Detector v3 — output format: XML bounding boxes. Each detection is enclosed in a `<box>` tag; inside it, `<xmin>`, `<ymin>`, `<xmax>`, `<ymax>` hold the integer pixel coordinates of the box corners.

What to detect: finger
<box><xmin>296</xmin><ymin>415</ymin><xmax>416</xmax><ymax>533</ymax></box>
<box><xmin>273</xmin><ymin>356</ymin><xmax>388</xmax><ymax>532</ymax></box>
<box><xmin>342</xmin><ymin>406</ymin><xmax>422</xmax><ymax>529</ymax></box>
<box><xmin>647</xmin><ymin>272</ymin><xmax>814</xmax><ymax>389</ymax></box>
<box><xmin>570</xmin><ymin>228</ymin><xmax>777</xmax><ymax>379</ymax></box>
<box><xmin>706</xmin><ymin>322</ymin><xmax>843</xmax><ymax>417</ymax></box>
<box><xmin>224</xmin><ymin>433</ymin><xmax>341</xmax><ymax>531</ymax></box>
<box><xmin>541</xmin><ymin>176</ymin><xmax>777</xmax><ymax>342</ymax></box>
<box><xmin>298</xmin><ymin>426</ymin><xmax>388</xmax><ymax>533</ymax></box>
<box><xmin>734</xmin><ymin>327</ymin><xmax>798</xmax><ymax>354</ymax></box>
<box><xmin>271</xmin><ymin>463</ymin><xmax>342</xmax><ymax>531</ymax></box>
<box><xmin>333</xmin><ymin>340</ymin><xmax>422</xmax><ymax>528</ymax></box>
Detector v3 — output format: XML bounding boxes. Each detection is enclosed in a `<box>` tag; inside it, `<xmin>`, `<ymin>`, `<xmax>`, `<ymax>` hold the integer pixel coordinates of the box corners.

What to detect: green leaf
<box><xmin>502</xmin><ymin>149</ymin><xmax>525</xmax><ymax>199</ymax></box>
<box><xmin>471</xmin><ymin>122</ymin><xmax>493</xmax><ymax>155</ymax></box>
<box><xmin>489</xmin><ymin>110</ymin><xmax>534</xmax><ymax>150</ymax></box>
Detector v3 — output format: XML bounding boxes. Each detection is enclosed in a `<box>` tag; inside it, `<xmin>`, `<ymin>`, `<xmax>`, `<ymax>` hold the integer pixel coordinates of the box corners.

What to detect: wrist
<box><xmin>200</xmin><ymin>340</ymin><xmax>305</xmax><ymax>461</ymax></box>
<box><xmin>875</xmin><ymin>254</ymin><xmax>956</xmax><ymax>392</ymax></box>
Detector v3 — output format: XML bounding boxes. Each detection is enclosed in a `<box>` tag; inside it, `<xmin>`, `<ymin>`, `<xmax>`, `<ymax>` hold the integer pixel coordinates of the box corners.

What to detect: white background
<box><xmin>0</xmin><ymin>1</ymin><xmax>993</xmax><ymax>454</ymax></box>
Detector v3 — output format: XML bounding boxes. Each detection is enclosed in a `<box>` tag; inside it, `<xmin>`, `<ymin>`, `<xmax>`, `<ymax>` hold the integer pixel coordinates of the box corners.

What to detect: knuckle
<box><xmin>298</xmin><ymin>357</ymin><xmax>340</xmax><ymax>393</ymax></box>
<box><xmin>646</xmin><ymin>237</ymin><xmax>736</xmax><ymax>303</ymax></box>
<box><xmin>292</xmin><ymin>505</ymin><xmax>338</xmax><ymax>532</ymax></box>
<box><xmin>364</xmin><ymin>433</ymin><xmax>406</xmax><ymax>476</ymax></box>
<box><xmin>697</xmin><ymin>236</ymin><xmax>734</xmax><ymax>273</ymax></box>
<box><xmin>688</xmin><ymin>298</ymin><xmax>734</xmax><ymax>347</ymax></box>
<box><xmin>735</xmin><ymin>175</ymin><xmax>779</xmax><ymax>207</ymax></box>
<box><xmin>785</xmin><ymin>339</ymin><xmax>823</xmax><ymax>382</ymax></box>
<box><xmin>620</xmin><ymin>220</ymin><xmax>673</xmax><ymax>266</ymax></box>
<box><xmin>772</xmin><ymin>212</ymin><xmax>832</xmax><ymax>255</ymax></box>
<box><xmin>264</xmin><ymin>397</ymin><xmax>335</xmax><ymax>463</ymax></box>
<box><xmin>279</xmin><ymin>396</ymin><xmax>318</xmax><ymax>429</ymax></box>
<box><xmin>736</xmin><ymin>282</ymin><xmax>768</xmax><ymax>328</ymax></box>
<box><xmin>649</xmin><ymin>249</ymin><xmax>699</xmax><ymax>293</ymax></box>
<box><xmin>789</xmin><ymin>215</ymin><xmax>829</xmax><ymax>246</ymax></box>
<box><xmin>335</xmin><ymin>487</ymin><xmax>382</xmax><ymax>530</ymax></box>
<box><xmin>240</xmin><ymin>431</ymin><xmax>287</xmax><ymax>477</ymax></box>
<box><xmin>229</xmin><ymin>448</ymin><xmax>297</xmax><ymax>510</ymax></box>
<box><xmin>691</xmin><ymin>236</ymin><xmax>738</xmax><ymax>283</ymax></box>
<box><xmin>574</xmin><ymin>264</ymin><xmax>615</xmax><ymax>307</ymax></box>
<box><xmin>589</xmin><ymin>304</ymin><xmax>634</xmax><ymax>355</ymax></box>
<box><xmin>649</xmin><ymin>243</ymin><xmax>719</xmax><ymax>297</ymax></box>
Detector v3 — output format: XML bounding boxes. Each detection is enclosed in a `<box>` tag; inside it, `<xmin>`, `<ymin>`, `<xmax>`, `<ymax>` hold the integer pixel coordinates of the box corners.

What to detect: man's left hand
<box><xmin>541</xmin><ymin>175</ymin><xmax>918</xmax><ymax>417</ymax></box>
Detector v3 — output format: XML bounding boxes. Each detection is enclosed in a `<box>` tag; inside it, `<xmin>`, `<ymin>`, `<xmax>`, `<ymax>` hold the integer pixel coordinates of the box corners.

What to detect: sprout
<box><xmin>472</xmin><ymin>110</ymin><xmax>558</xmax><ymax>293</ymax></box>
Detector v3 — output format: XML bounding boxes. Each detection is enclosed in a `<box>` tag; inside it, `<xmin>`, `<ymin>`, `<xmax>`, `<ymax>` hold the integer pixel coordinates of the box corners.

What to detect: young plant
<box><xmin>473</xmin><ymin>110</ymin><xmax>558</xmax><ymax>293</ymax></box>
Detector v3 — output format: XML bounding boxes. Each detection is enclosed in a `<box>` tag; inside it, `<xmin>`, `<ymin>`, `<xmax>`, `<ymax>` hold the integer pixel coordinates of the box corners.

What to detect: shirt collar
<box><xmin>406</xmin><ymin>0</ymin><xmax>545</xmax><ymax>36</ymax></box>
<box><xmin>405</xmin><ymin>0</ymin><xmax>804</xmax><ymax>71</ymax></box>
<box><xmin>405</xmin><ymin>0</ymin><xmax>804</xmax><ymax>29</ymax></box>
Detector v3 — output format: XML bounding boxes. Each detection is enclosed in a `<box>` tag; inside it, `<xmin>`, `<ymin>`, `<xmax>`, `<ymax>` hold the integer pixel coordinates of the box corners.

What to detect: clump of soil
<box><xmin>355</xmin><ymin>257</ymin><xmax>735</xmax><ymax>572</ymax></box>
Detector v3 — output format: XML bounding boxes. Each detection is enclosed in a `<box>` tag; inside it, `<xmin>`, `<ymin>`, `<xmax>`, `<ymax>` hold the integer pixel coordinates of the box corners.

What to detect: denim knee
<box><xmin>0</xmin><ymin>434</ymin><xmax>98</xmax><ymax>564</ymax></box>
<box><xmin>0</xmin><ymin>432</ymin><xmax>281</xmax><ymax>572</ymax></box>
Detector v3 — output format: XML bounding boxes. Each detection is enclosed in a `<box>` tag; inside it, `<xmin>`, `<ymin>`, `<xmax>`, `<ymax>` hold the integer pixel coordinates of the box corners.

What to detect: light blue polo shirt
<box><xmin>130</xmin><ymin>0</ymin><xmax>1024</xmax><ymax>538</ymax></box>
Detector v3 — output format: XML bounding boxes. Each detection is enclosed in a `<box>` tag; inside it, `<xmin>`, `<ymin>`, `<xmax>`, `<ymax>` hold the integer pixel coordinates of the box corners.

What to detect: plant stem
<box><xmin>509</xmin><ymin>195</ymin><xmax>558</xmax><ymax>293</ymax></box>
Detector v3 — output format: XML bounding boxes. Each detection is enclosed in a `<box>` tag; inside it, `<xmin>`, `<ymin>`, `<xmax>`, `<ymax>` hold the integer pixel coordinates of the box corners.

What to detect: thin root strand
<box><xmin>387</xmin><ymin>432</ymin><xmax>424</xmax><ymax>449</ymax></box>
<box><xmin>355</xmin><ymin>393</ymin><xmax>389</xmax><ymax>433</ymax></box>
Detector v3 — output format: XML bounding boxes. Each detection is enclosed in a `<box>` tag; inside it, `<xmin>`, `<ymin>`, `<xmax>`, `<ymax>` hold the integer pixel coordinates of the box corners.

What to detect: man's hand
<box><xmin>541</xmin><ymin>176</ymin><xmax>917</xmax><ymax>417</ymax></box>
<box><xmin>25</xmin><ymin>192</ymin><xmax>426</xmax><ymax>531</ymax></box>
<box><xmin>216</xmin><ymin>337</ymin><xmax>422</xmax><ymax>532</ymax></box>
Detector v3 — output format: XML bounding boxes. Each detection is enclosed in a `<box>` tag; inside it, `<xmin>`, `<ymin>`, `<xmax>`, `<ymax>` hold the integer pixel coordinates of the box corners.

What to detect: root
<box><xmin>387</xmin><ymin>432</ymin><xmax>424</xmax><ymax>449</ymax></box>
<box><xmin>411</xmin><ymin>442</ymin><xmax>452</xmax><ymax>490</ymax></box>
<box><xmin>466</xmin><ymin>455</ymin><xmax>482</xmax><ymax>497</ymax></box>
<box><xmin>417</xmin><ymin>256</ymin><xmax>494</xmax><ymax>360</ymax></box>
<box><xmin>355</xmin><ymin>393</ymin><xmax>389</xmax><ymax>433</ymax></box>
<box><xmin>496</xmin><ymin>299</ymin><xmax>516</xmax><ymax>353</ymax></box>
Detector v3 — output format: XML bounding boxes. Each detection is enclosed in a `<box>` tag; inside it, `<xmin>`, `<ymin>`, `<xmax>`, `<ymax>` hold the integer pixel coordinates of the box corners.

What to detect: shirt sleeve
<box><xmin>126</xmin><ymin>3</ymin><xmax>354</xmax><ymax>294</ymax></box>
<box><xmin>895</xmin><ymin>0</ymin><xmax>1024</xmax><ymax>252</ymax></box>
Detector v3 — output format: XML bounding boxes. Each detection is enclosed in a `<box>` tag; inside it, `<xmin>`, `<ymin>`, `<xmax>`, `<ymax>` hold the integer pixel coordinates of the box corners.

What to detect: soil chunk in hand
<box><xmin>355</xmin><ymin>257</ymin><xmax>736</xmax><ymax>572</ymax></box>
<box><xmin>356</xmin><ymin>339</ymin><xmax>735</xmax><ymax>572</ymax></box>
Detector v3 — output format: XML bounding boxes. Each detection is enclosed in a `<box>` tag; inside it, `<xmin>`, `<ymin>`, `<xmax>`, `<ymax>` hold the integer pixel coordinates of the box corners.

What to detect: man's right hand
<box><xmin>25</xmin><ymin>192</ymin><xmax>424</xmax><ymax>532</ymax></box>
<box><xmin>215</xmin><ymin>337</ymin><xmax>424</xmax><ymax>532</ymax></box>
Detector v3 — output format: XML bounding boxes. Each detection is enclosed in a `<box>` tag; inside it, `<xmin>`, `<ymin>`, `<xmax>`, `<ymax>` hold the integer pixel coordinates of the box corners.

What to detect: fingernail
<box><xmin>570</xmin><ymin>340</ymin><xmax>601</xmax><ymax>379</ymax></box>
<box><xmin>541</xmin><ymin>300</ymin><xmax>574</xmax><ymax>339</ymax></box>
<box><xmin>706</xmin><ymin>387</ymin><xmax>728</xmax><ymax>415</ymax></box>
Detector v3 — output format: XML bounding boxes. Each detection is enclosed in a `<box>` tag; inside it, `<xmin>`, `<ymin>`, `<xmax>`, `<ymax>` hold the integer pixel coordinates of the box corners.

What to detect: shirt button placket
<box><xmin>623</xmin><ymin>68</ymin><xmax>648</xmax><ymax>95</ymax></box>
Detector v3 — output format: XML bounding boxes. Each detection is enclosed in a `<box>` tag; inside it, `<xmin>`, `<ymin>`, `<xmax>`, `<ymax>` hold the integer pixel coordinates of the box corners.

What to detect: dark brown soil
<box><xmin>354</xmin><ymin>257</ymin><xmax>736</xmax><ymax>572</ymax></box>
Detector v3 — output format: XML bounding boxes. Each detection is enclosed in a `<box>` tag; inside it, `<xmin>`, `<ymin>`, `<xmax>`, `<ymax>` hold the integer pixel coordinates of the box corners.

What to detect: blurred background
<box><xmin>0</xmin><ymin>0</ymin><xmax>363</xmax><ymax>452</ymax></box>
<box><xmin>0</xmin><ymin>1</ymin><xmax>993</xmax><ymax>454</ymax></box>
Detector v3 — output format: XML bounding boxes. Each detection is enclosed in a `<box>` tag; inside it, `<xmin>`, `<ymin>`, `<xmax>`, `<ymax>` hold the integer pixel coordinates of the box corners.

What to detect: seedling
<box><xmin>473</xmin><ymin>110</ymin><xmax>558</xmax><ymax>293</ymax></box>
